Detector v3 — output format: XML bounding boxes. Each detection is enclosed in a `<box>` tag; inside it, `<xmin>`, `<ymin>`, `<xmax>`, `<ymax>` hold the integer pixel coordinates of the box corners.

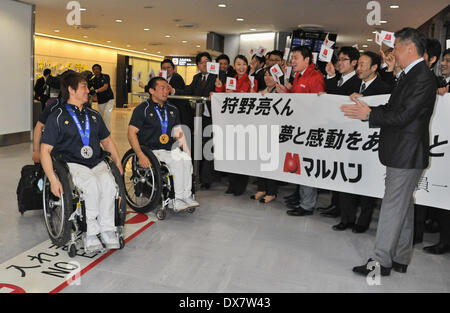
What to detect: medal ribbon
<box><xmin>154</xmin><ymin>104</ymin><xmax>168</xmax><ymax>136</ymax></box>
<box><xmin>65</xmin><ymin>104</ymin><xmax>90</xmax><ymax>146</ymax></box>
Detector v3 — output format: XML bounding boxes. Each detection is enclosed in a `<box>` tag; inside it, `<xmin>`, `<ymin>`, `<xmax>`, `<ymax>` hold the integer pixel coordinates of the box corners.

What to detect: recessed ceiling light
<box><xmin>362</xmin><ymin>44</ymin><xmax>368</xmax><ymax>48</ymax></box>
<box><xmin>181</xmin><ymin>40</ymin><xmax>188</xmax><ymax>43</ymax></box>
<box><xmin>106</xmin><ymin>40</ymin><xmax>111</xmax><ymax>43</ymax></box>
<box><xmin>143</xmin><ymin>48</ymin><xmax>147</xmax><ymax>51</ymax></box>
<box><xmin>126</xmin><ymin>44</ymin><xmax>131</xmax><ymax>47</ymax></box>
<box><xmin>165</xmin><ymin>35</ymin><xmax>171</xmax><ymax>38</ymax></box>
<box><xmin>359</xmin><ymin>50</ymin><xmax>365</xmax><ymax>53</ymax></box>
<box><xmin>390</xmin><ymin>5</ymin><xmax>399</xmax><ymax>9</ymax></box>
<box><xmin>115</xmin><ymin>19</ymin><xmax>122</xmax><ymax>23</ymax></box>
<box><xmin>196</xmin><ymin>45</ymin><xmax>201</xmax><ymax>48</ymax></box>
<box><xmin>236</xmin><ymin>18</ymin><xmax>244</xmax><ymax>22</ymax></box>
<box><xmin>83</xmin><ymin>35</ymin><xmax>88</xmax><ymax>38</ymax></box>
<box><xmin>157</xmin><ymin>51</ymin><xmax>161</xmax><ymax>54</ymax></box>
<box><xmin>250</xmin><ymin>28</ymin><xmax>256</xmax><ymax>31</ymax></box>
<box><xmin>80</xmin><ymin>8</ymin><xmax>86</xmax><ymax>11</ymax></box>
<box><xmin>218</xmin><ymin>3</ymin><xmax>227</xmax><ymax>8</ymax></box>
<box><xmin>54</xmin><ymin>29</ymin><xmax>60</xmax><ymax>32</ymax></box>
<box><xmin>367</xmin><ymin>39</ymin><xmax>373</xmax><ymax>42</ymax></box>
<box><xmin>144</xmin><ymin>28</ymin><xmax>150</xmax><ymax>31</ymax></box>
<box><xmin>380</xmin><ymin>20</ymin><xmax>388</xmax><ymax>24</ymax></box>
<box><xmin>372</xmin><ymin>31</ymin><xmax>377</xmax><ymax>34</ymax></box>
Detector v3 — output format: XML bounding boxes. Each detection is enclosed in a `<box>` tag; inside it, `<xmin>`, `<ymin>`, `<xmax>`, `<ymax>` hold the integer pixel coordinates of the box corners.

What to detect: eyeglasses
<box><xmin>337</xmin><ymin>58</ymin><xmax>351</xmax><ymax>62</ymax></box>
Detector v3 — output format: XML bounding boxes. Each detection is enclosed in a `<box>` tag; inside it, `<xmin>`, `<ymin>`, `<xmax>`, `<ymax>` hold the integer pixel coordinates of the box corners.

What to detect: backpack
<box><xmin>16</xmin><ymin>164</ymin><xmax>44</xmax><ymax>215</ymax></box>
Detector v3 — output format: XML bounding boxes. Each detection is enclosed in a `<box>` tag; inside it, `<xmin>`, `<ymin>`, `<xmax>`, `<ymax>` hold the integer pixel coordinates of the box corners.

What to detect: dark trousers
<box><xmin>228</xmin><ymin>174</ymin><xmax>249</xmax><ymax>195</ymax></box>
<box><xmin>437</xmin><ymin>209</ymin><xmax>450</xmax><ymax>245</ymax></box>
<box><xmin>256</xmin><ymin>178</ymin><xmax>278</xmax><ymax>196</ymax></box>
<box><xmin>200</xmin><ymin>116</ymin><xmax>215</xmax><ymax>185</ymax></box>
<box><xmin>339</xmin><ymin>192</ymin><xmax>375</xmax><ymax>226</ymax></box>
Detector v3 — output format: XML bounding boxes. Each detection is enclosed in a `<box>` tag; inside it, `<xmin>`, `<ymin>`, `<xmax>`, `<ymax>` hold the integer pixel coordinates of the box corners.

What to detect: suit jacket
<box><xmin>369</xmin><ymin>60</ymin><xmax>437</xmax><ymax>169</ymax></box>
<box><xmin>144</xmin><ymin>72</ymin><xmax>185</xmax><ymax>93</ymax></box>
<box><xmin>251</xmin><ymin>68</ymin><xmax>266</xmax><ymax>91</ymax></box>
<box><xmin>326</xmin><ymin>73</ymin><xmax>361</xmax><ymax>95</ymax></box>
<box><xmin>360</xmin><ymin>77</ymin><xmax>392</xmax><ymax>96</ymax></box>
<box><xmin>34</xmin><ymin>77</ymin><xmax>46</xmax><ymax>100</ymax></box>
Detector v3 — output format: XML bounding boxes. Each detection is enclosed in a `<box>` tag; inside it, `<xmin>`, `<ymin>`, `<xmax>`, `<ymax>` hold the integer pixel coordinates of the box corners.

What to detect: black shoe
<box><xmin>332</xmin><ymin>222</ymin><xmax>354</xmax><ymax>231</ymax></box>
<box><xmin>320</xmin><ymin>209</ymin><xmax>340</xmax><ymax>218</ymax></box>
<box><xmin>352</xmin><ymin>224</ymin><xmax>368</xmax><ymax>233</ymax></box>
<box><xmin>352</xmin><ymin>258</ymin><xmax>391</xmax><ymax>277</ymax></box>
<box><xmin>200</xmin><ymin>183</ymin><xmax>211</xmax><ymax>190</ymax></box>
<box><xmin>423</xmin><ymin>242</ymin><xmax>450</xmax><ymax>255</ymax></box>
<box><xmin>392</xmin><ymin>261</ymin><xmax>408</xmax><ymax>273</ymax></box>
<box><xmin>317</xmin><ymin>204</ymin><xmax>336</xmax><ymax>213</ymax></box>
<box><xmin>286</xmin><ymin>207</ymin><xmax>313</xmax><ymax>216</ymax></box>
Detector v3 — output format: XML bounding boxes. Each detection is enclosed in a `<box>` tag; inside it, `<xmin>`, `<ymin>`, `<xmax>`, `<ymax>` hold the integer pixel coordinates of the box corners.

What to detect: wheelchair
<box><xmin>121</xmin><ymin>145</ymin><xmax>196</xmax><ymax>220</ymax></box>
<box><xmin>42</xmin><ymin>152</ymin><xmax>127</xmax><ymax>258</ymax></box>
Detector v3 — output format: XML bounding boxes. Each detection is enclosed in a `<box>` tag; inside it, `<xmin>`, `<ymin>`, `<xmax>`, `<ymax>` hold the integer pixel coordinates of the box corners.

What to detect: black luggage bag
<box><xmin>17</xmin><ymin>164</ymin><xmax>44</xmax><ymax>215</ymax></box>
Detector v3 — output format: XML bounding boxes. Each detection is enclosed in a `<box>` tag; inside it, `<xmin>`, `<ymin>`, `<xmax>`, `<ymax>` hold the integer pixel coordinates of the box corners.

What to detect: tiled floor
<box><xmin>1</xmin><ymin>108</ymin><xmax>449</xmax><ymax>293</ymax></box>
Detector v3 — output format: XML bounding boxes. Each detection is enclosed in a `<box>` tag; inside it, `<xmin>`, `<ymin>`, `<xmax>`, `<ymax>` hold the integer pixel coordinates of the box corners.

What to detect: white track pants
<box><xmin>67</xmin><ymin>161</ymin><xmax>117</xmax><ymax>236</ymax></box>
<box><xmin>97</xmin><ymin>99</ymin><xmax>114</xmax><ymax>130</ymax></box>
<box><xmin>153</xmin><ymin>148</ymin><xmax>193</xmax><ymax>200</ymax></box>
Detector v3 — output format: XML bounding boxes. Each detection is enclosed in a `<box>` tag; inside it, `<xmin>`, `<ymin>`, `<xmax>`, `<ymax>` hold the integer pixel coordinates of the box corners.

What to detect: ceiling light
<box><xmin>143</xmin><ymin>48</ymin><xmax>147</xmax><ymax>51</ymax></box>
<box><xmin>362</xmin><ymin>44</ymin><xmax>368</xmax><ymax>48</ymax></box>
<box><xmin>126</xmin><ymin>44</ymin><xmax>131</xmax><ymax>47</ymax></box>
<box><xmin>83</xmin><ymin>35</ymin><xmax>88</xmax><ymax>38</ymax></box>
<box><xmin>359</xmin><ymin>50</ymin><xmax>365</xmax><ymax>53</ymax></box>
<box><xmin>157</xmin><ymin>51</ymin><xmax>161</xmax><ymax>54</ymax></box>
<box><xmin>165</xmin><ymin>35</ymin><xmax>171</xmax><ymax>38</ymax></box>
<box><xmin>181</xmin><ymin>40</ymin><xmax>188</xmax><ymax>43</ymax></box>
<box><xmin>144</xmin><ymin>28</ymin><xmax>150</xmax><ymax>31</ymax></box>
<box><xmin>390</xmin><ymin>5</ymin><xmax>399</xmax><ymax>9</ymax></box>
<box><xmin>115</xmin><ymin>19</ymin><xmax>122</xmax><ymax>23</ymax></box>
<box><xmin>196</xmin><ymin>45</ymin><xmax>201</xmax><ymax>48</ymax></box>
<box><xmin>218</xmin><ymin>3</ymin><xmax>227</xmax><ymax>8</ymax></box>
<box><xmin>54</xmin><ymin>29</ymin><xmax>60</xmax><ymax>33</ymax></box>
<box><xmin>106</xmin><ymin>40</ymin><xmax>111</xmax><ymax>43</ymax></box>
<box><xmin>367</xmin><ymin>39</ymin><xmax>373</xmax><ymax>42</ymax></box>
<box><xmin>250</xmin><ymin>28</ymin><xmax>256</xmax><ymax>31</ymax></box>
<box><xmin>236</xmin><ymin>18</ymin><xmax>244</xmax><ymax>22</ymax></box>
<box><xmin>372</xmin><ymin>31</ymin><xmax>377</xmax><ymax>34</ymax></box>
<box><xmin>80</xmin><ymin>8</ymin><xmax>86</xmax><ymax>11</ymax></box>
<box><xmin>380</xmin><ymin>20</ymin><xmax>388</xmax><ymax>24</ymax></box>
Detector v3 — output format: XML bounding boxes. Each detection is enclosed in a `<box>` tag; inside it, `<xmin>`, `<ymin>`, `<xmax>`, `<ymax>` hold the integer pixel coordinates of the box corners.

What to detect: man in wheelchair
<box><xmin>128</xmin><ymin>76</ymin><xmax>199</xmax><ymax>212</ymax></box>
<box><xmin>40</xmin><ymin>71</ymin><xmax>124</xmax><ymax>253</ymax></box>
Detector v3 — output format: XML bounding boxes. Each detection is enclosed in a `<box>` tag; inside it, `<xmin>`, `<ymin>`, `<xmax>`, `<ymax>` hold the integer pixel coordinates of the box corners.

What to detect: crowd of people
<box><xmin>33</xmin><ymin>26</ymin><xmax>450</xmax><ymax>275</ymax></box>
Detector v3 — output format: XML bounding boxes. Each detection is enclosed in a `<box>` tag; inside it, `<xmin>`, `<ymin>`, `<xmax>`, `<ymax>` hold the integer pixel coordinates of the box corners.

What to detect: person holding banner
<box><xmin>342</xmin><ymin>28</ymin><xmax>437</xmax><ymax>276</ymax></box>
<box><xmin>215</xmin><ymin>55</ymin><xmax>258</xmax><ymax>196</ymax></box>
<box><xmin>250</xmin><ymin>67</ymin><xmax>280</xmax><ymax>203</ymax></box>
<box><xmin>276</xmin><ymin>46</ymin><xmax>325</xmax><ymax>216</ymax></box>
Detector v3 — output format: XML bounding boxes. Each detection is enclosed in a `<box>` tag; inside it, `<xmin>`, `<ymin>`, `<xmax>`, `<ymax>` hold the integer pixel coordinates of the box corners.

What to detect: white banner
<box><xmin>211</xmin><ymin>93</ymin><xmax>450</xmax><ymax>210</ymax></box>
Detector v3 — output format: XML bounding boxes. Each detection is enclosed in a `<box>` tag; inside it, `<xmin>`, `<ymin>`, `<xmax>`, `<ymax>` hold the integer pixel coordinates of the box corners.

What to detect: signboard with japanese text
<box><xmin>211</xmin><ymin>93</ymin><xmax>450</xmax><ymax>209</ymax></box>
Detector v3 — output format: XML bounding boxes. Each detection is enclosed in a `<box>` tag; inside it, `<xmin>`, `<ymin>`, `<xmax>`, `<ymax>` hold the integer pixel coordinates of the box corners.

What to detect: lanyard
<box><xmin>154</xmin><ymin>104</ymin><xmax>168</xmax><ymax>135</ymax></box>
<box><xmin>65</xmin><ymin>104</ymin><xmax>90</xmax><ymax>146</ymax></box>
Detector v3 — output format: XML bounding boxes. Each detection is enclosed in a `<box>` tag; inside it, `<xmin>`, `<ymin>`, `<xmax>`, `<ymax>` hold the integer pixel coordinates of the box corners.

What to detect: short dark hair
<box><xmin>92</xmin><ymin>64</ymin><xmax>102</xmax><ymax>71</ymax></box>
<box><xmin>361</xmin><ymin>51</ymin><xmax>381</xmax><ymax>70</ymax></box>
<box><xmin>160</xmin><ymin>59</ymin><xmax>175</xmax><ymax>68</ymax></box>
<box><xmin>43</xmin><ymin>69</ymin><xmax>51</xmax><ymax>76</ymax></box>
<box><xmin>291</xmin><ymin>46</ymin><xmax>313</xmax><ymax>64</ymax></box>
<box><xmin>251</xmin><ymin>54</ymin><xmax>266</xmax><ymax>65</ymax></box>
<box><xmin>195</xmin><ymin>52</ymin><xmax>212</xmax><ymax>65</ymax></box>
<box><xmin>443</xmin><ymin>48</ymin><xmax>450</xmax><ymax>58</ymax></box>
<box><xmin>394</xmin><ymin>27</ymin><xmax>427</xmax><ymax>57</ymax></box>
<box><xmin>269</xmin><ymin>50</ymin><xmax>283</xmax><ymax>59</ymax></box>
<box><xmin>148</xmin><ymin>76</ymin><xmax>167</xmax><ymax>90</ymax></box>
<box><xmin>60</xmin><ymin>72</ymin><xmax>87</xmax><ymax>101</ymax></box>
<box><xmin>339</xmin><ymin>46</ymin><xmax>360</xmax><ymax>63</ymax></box>
<box><xmin>216</xmin><ymin>54</ymin><xmax>230</xmax><ymax>64</ymax></box>
<box><xmin>425</xmin><ymin>38</ymin><xmax>442</xmax><ymax>68</ymax></box>
<box><xmin>234</xmin><ymin>54</ymin><xmax>248</xmax><ymax>65</ymax></box>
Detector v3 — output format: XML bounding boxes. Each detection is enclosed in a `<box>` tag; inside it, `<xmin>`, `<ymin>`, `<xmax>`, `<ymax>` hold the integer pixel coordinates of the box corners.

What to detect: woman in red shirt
<box><xmin>215</xmin><ymin>55</ymin><xmax>257</xmax><ymax>196</ymax></box>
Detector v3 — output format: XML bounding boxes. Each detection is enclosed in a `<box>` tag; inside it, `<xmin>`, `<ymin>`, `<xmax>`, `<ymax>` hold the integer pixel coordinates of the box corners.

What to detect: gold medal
<box><xmin>160</xmin><ymin>134</ymin><xmax>169</xmax><ymax>144</ymax></box>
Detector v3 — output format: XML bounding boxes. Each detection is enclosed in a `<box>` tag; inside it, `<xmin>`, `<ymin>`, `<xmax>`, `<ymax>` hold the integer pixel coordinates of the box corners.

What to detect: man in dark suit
<box><xmin>171</xmin><ymin>52</ymin><xmax>225</xmax><ymax>189</ymax></box>
<box><xmin>34</xmin><ymin>69</ymin><xmax>52</xmax><ymax>111</ymax></box>
<box><xmin>249</xmin><ymin>54</ymin><xmax>266</xmax><ymax>91</ymax></box>
<box><xmin>342</xmin><ymin>28</ymin><xmax>437</xmax><ymax>276</ymax></box>
<box><xmin>423</xmin><ymin>48</ymin><xmax>450</xmax><ymax>255</ymax></box>
<box><xmin>317</xmin><ymin>47</ymin><xmax>362</xmax><ymax>219</ymax></box>
<box><xmin>333</xmin><ymin>51</ymin><xmax>392</xmax><ymax>233</ymax></box>
<box><xmin>216</xmin><ymin>54</ymin><xmax>237</xmax><ymax>78</ymax></box>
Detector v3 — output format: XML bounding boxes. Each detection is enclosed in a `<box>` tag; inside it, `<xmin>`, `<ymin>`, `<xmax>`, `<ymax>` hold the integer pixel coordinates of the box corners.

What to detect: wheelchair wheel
<box><xmin>43</xmin><ymin>160</ymin><xmax>73</xmax><ymax>247</ymax></box>
<box><xmin>122</xmin><ymin>146</ymin><xmax>162</xmax><ymax>213</ymax></box>
<box><xmin>105</xmin><ymin>157</ymin><xmax>127</xmax><ymax>227</ymax></box>
<box><xmin>156</xmin><ymin>209</ymin><xmax>166</xmax><ymax>220</ymax></box>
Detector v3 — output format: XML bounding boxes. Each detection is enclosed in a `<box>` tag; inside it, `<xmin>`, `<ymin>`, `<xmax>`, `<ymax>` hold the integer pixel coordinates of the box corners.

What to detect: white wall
<box><xmin>0</xmin><ymin>0</ymin><xmax>33</xmax><ymax>135</ymax></box>
<box><xmin>239</xmin><ymin>32</ymin><xmax>275</xmax><ymax>60</ymax></box>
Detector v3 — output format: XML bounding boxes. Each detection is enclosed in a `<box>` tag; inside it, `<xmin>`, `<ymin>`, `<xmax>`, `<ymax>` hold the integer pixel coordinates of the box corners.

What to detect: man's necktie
<box><xmin>201</xmin><ymin>75</ymin><xmax>207</xmax><ymax>88</ymax></box>
<box><xmin>360</xmin><ymin>83</ymin><xmax>366</xmax><ymax>94</ymax></box>
<box><xmin>337</xmin><ymin>77</ymin><xmax>344</xmax><ymax>87</ymax></box>
<box><xmin>396</xmin><ymin>71</ymin><xmax>406</xmax><ymax>85</ymax></box>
